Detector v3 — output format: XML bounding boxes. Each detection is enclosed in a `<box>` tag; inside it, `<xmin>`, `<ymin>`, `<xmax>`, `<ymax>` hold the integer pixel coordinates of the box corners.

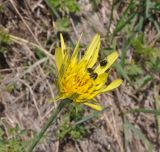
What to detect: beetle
<box><xmin>100</xmin><ymin>60</ymin><xmax>107</xmax><ymax>66</ymax></box>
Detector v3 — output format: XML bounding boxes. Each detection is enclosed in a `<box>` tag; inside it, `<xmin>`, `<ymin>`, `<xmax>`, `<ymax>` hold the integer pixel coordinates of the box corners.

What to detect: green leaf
<box><xmin>130</xmin><ymin>34</ymin><xmax>144</xmax><ymax>54</ymax></box>
<box><xmin>113</xmin><ymin>0</ymin><xmax>136</xmax><ymax>36</ymax></box>
<box><xmin>64</xmin><ymin>0</ymin><xmax>79</xmax><ymax>13</ymax></box>
<box><xmin>145</xmin><ymin>0</ymin><xmax>155</xmax><ymax>18</ymax></box>
<box><xmin>55</xmin><ymin>18</ymin><xmax>70</xmax><ymax>32</ymax></box>
<box><xmin>0</xmin><ymin>28</ymin><xmax>12</xmax><ymax>53</ymax></box>
<box><xmin>75</xmin><ymin>107</ymin><xmax>110</xmax><ymax>126</ymax></box>
<box><xmin>33</xmin><ymin>48</ymin><xmax>46</xmax><ymax>59</ymax></box>
<box><xmin>114</xmin><ymin>63</ymin><xmax>131</xmax><ymax>82</ymax></box>
<box><xmin>154</xmin><ymin>86</ymin><xmax>160</xmax><ymax>133</ymax></box>
<box><xmin>126</xmin><ymin>108</ymin><xmax>160</xmax><ymax>115</ymax></box>
<box><xmin>146</xmin><ymin>56</ymin><xmax>160</xmax><ymax>72</ymax></box>
<box><xmin>114</xmin><ymin>13</ymin><xmax>136</xmax><ymax>36</ymax></box>
<box><xmin>44</xmin><ymin>0</ymin><xmax>60</xmax><ymax>18</ymax></box>
<box><xmin>125</xmin><ymin>64</ymin><xmax>144</xmax><ymax>76</ymax></box>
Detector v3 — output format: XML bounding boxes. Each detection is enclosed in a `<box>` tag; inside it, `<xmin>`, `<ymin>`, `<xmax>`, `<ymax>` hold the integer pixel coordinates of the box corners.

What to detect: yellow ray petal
<box><xmin>81</xmin><ymin>34</ymin><xmax>100</xmax><ymax>63</ymax></box>
<box><xmin>87</xmin><ymin>40</ymin><xmax>100</xmax><ymax>68</ymax></box>
<box><xmin>71</xmin><ymin>33</ymin><xmax>83</xmax><ymax>61</ymax></box>
<box><xmin>60</xmin><ymin>33</ymin><xmax>66</xmax><ymax>55</ymax></box>
<box><xmin>55</xmin><ymin>48</ymin><xmax>64</xmax><ymax>71</ymax></box>
<box><xmin>95</xmin><ymin>51</ymin><xmax>118</xmax><ymax>74</ymax></box>
<box><xmin>102</xmin><ymin>79</ymin><xmax>123</xmax><ymax>93</ymax></box>
<box><xmin>55</xmin><ymin>34</ymin><xmax>66</xmax><ymax>71</ymax></box>
<box><xmin>95</xmin><ymin>73</ymin><xmax>108</xmax><ymax>85</ymax></box>
<box><xmin>84</xmin><ymin>102</ymin><xmax>103</xmax><ymax>111</ymax></box>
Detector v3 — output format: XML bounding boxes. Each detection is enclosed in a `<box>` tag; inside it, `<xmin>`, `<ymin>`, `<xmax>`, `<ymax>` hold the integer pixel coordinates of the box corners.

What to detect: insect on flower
<box><xmin>54</xmin><ymin>34</ymin><xmax>122</xmax><ymax>111</ymax></box>
<box><xmin>100</xmin><ymin>60</ymin><xmax>107</xmax><ymax>66</ymax></box>
<box><xmin>89</xmin><ymin>72</ymin><xmax>98</xmax><ymax>80</ymax></box>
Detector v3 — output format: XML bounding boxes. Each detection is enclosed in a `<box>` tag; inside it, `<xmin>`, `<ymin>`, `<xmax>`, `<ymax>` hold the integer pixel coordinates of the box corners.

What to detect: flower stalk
<box><xmin>27</xmin><ymin>98</ymin><xmax>71</xmax><ymax>152</ymax></box>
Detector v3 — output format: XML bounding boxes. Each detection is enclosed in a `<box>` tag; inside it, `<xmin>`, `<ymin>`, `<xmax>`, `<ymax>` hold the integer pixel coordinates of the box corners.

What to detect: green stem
<box><xmin>44</xmin><ymin>0</ymin><xmax>60</xmax><ymax>19</ymax></box>
<box><xmin>27</xmin><ymin>98</ymin><xmax>71</xmax><ymax>152</ymax></box>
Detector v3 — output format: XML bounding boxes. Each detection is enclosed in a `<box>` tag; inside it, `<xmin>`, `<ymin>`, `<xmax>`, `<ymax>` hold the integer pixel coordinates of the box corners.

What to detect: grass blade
<box><xmin>114</xmin><ymin>63</ymin><xmax>131</xmax><ymax>82</ymax></box>
<box><xmin>154</xmin><ymin>86</ymin><xmax>160</xmax><ymax>133</ymax></box>
<box><xmin>44</xmin><ymin>0</ymin><xmax>60</xmax><ymax>18</ymax></box>
<box><xmin>113</xmin><ymin>0</ymin><xmax>136</xmax><ymax>36</ymax></box>
<box><xmin>126</xmin><ymin>108</ymin><xmax>160</xmax><ymax>115</ymax></box>
<box><xmin>124</xmin><ymin>116</ymin><xmax>153</xmax><ymax>152</ymax></box>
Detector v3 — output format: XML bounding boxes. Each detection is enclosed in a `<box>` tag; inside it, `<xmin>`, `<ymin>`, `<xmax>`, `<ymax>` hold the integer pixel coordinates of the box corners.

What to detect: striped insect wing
<box><xmin>90</xmin><ymin>72</ymin><xmax>98</xmax><ymax>80</ymax></box>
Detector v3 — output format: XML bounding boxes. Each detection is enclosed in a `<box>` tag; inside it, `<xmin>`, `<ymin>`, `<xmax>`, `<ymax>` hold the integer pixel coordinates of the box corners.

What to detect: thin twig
<box><xmin>70</xmin><ymin>18</ymin><xmax>79</xmax><ymax>40</ymax></box>
<box><xmin>9</xmin><ymin>34</ymin><xmax>54</xmax><ymax>59</ymax></box>
<box><xmin>9</xmin><ymin>0</ymin><xmax>41</xmax><ymax>46</ymax></box>
<box><xmin>18</xmin><ymin>79</ymin><xmax>42</xmax><ymax>118</ymax></box>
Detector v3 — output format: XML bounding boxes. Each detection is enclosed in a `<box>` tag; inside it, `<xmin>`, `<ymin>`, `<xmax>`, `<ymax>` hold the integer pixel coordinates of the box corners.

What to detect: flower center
<box><xmin>60</xmin><ymin>64</ymin><xmax>95</xmax><ymax>97</ymax></box>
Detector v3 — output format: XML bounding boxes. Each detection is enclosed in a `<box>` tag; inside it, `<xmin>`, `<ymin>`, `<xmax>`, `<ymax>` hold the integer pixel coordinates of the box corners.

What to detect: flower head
<box><xmin>55</xmin><ymin>34</ymin><xmax>122</xmax><ymax>111</ymax></box>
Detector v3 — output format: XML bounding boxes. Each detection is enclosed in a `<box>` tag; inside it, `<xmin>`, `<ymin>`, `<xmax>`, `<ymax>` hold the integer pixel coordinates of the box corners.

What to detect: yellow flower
<box><xmin>55</xmin><ymin>34</ymin><xmax>122</xmax><ymax>111</ymax></box>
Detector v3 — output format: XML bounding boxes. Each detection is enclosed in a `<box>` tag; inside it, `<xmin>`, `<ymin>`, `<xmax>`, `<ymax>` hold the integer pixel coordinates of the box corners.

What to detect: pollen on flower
<box><xmin>60</xmin><ymin>63</ymin><xmax>95</xmax><ymax>101</ymax></box>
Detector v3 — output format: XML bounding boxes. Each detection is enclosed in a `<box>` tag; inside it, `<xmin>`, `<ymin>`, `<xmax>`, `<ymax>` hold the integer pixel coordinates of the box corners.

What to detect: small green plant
<box><xmin>130</xmin><ymin>34</ymin><xmax>158</xmax><ymax>57</ymax></box>
<box><xmin>0</xmin><ymin>28</ymin><xmax>12</xmax><ymax>53</ymax></box>
<box><xmin>145</xmin><ymin>56</ymin><xmax>160</xmax><ymax>73</ymax></box>
<box><xmin>0</xmin><ymin>4</ymin><xmax>4</xmax><ymax>13</ymax></box>
<box><xmin>56</xmin><ymin>103</ymin><xmax>87</xmax><ymax>140</ymax></box>
<box><xmin>125</xmin><ymin>63</ymin><xmax>144</xmax><ymax>77</ymax></box>
<box><xmin>48</xmin><ymin>0</ymin><xmax>79</xmax><ymax>13</ymax></box>
<box><xmin>0</xmin><ymin>124</ymin><xmax>29</xmax><ymax>152</ymax></box>
<box><xmin>6</xmin><ymin>83</ymin><xmax>16</xmax><ymax>93</ymax></box>
<box><xmin>45</xmin><ymin>0</ymin><xmax>79</xmax><ymax>32</ymax></box>
<box><xmin>131</xmin><ymin>34</ymin><xmax>160</xmax><ymax>73</ymax></box>
<box><xmin>112</xmin><ymin>0</ymin><xmax>160</xmax><ymax>37</ymax></box>
<box><xmin>33</xmin><ymin>47</ymin><xmax>46</xmax><ymax>59</ymax></box>
<box><xmin>55</xmin><ymin>18</ymin><xmax>71</xmax><ymax>33</ymax></box>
